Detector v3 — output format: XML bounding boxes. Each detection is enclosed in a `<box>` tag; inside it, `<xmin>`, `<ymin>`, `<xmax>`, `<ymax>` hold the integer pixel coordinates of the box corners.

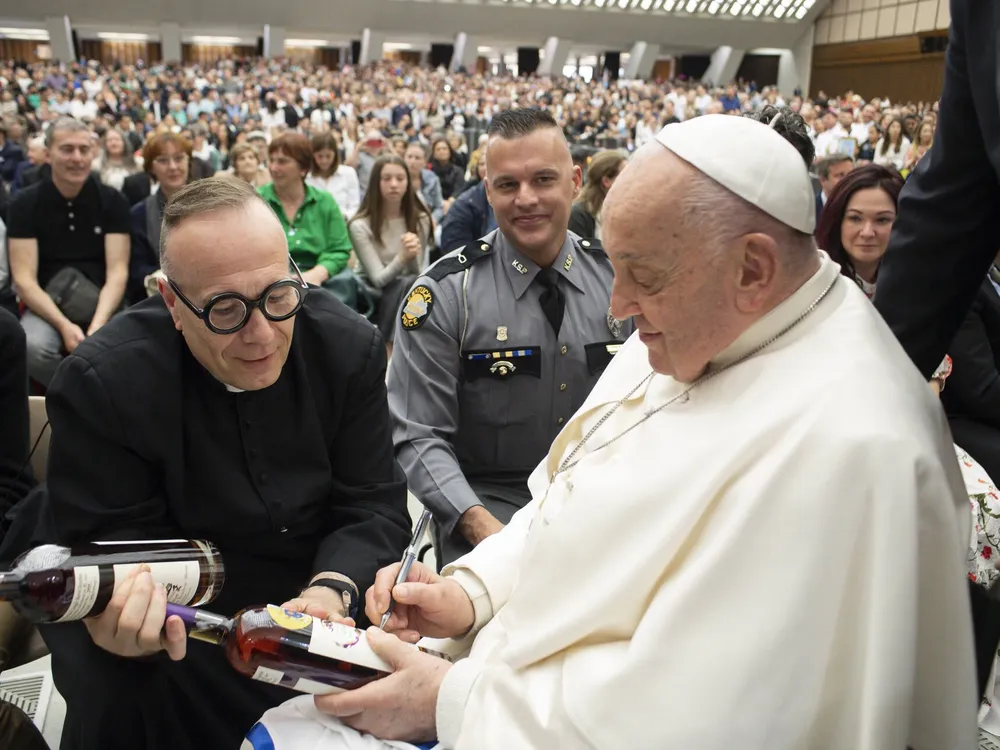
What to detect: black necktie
<box><xmin>536</xmin><ymin>267</ymin><xmax>565</xmax><ymax>336</ymax></box>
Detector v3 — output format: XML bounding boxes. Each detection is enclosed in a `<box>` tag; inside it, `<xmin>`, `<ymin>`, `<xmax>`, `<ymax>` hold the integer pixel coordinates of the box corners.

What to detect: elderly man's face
<box><xmin>485</xmin><ymin>127</ymin><xmax>581</xmax><ymax>262</ymax></box>
<box><xmin>160</xmin><ymin>201</ymin><xmax>296</xmax><ymax>391</ymax></box>
<box><xmin>604</xmin><ymin>152</ymin><xmax>745</xmax><ymax>382</ymax></box>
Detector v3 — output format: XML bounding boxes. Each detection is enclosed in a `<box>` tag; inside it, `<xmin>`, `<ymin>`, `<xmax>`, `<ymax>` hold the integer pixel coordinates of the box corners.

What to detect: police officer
<box><xmin>388</xmin><ymin>108</ymin><xmax>633</xmax><ymax>566</ymax></box>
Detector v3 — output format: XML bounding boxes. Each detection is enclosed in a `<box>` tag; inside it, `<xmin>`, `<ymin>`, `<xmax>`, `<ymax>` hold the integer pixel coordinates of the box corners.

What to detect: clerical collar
<box><xmin>710</xmin><ymin>251</ymin><xmax>840</xmax><ymax>371</ymax></box>
<box><xmin>225</xmin><ymin>384</ymin><xmax>245</xmax><ymax>393</ymax></box>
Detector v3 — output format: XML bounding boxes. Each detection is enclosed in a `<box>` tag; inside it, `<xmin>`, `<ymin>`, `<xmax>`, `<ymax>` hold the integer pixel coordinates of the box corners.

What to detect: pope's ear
<box><xmin>733</xmin><ymin>232</ymin><xmax>781</xmax><ymax>312</ymax></box>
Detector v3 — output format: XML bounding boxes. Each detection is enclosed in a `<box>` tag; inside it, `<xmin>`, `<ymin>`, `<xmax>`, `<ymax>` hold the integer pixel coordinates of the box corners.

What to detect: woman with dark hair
<box><xmin>349</xmin><ymin>155</ymin><xmax>433</xmax><ymax>353</ymax></box>
<box><xmin>873</xmin><ymin>118</ymin><xmax>910</xmax><ymax>172</ymax></box>
<box><xmin>814</xmin><ymin>164</ymin><xmax>904</xmax><ymax>297</ymax></box>
<box><xmin>259</xmin><ymin>132</ymin><xmax>353</xmax><ymax>287</ymax></box>
<box><xmin>568</xmin><ymin>149</ymin><xmax>626</xmax><ymax>239</ymax></box>
<box><xmin>858</xmin><ymin>122</ymin><xmax>880</xmax><ymax>163</ymax></box>
<box><xmin>429</xmin><ymin>136</ymin><xmax>466</xmax><ymax>204</ymax></box>
<box><xmin>307</xmin><ymin>131</ymin><xmax>361</xmax><ymax>219</ymax></box>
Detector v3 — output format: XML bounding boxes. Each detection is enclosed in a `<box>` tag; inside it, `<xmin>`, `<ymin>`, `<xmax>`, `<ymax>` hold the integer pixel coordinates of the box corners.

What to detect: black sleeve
<box><xmin>6</xmin><ymin>189</ymin><xmax>38</xmax><ymax>239</ymax></box>
<box><xmin>0</xmin><ymin>308</ymin><xmax>34</xmax><ymax>522</ymax></box>
<box><xmin>128</xmin><ymin>205</ymin><xmax>157</xmax><ymax>305</ymax></box>
<box><xmin>873</xmin><ymin>0</ymin><xmax>1000</xmax><ymax>378</ymax></box>
<box><xmin>944</xmin><ymin>295</ymin><xmax>1000</xmax><ymax>428</ymax></box>
<box><xmin>312</xmin><ymin>324</ymin><xmax>411</xmax><ymax>605</ymax></box>
<box><xmin>43</xmin><ymin>355</ymin><xmax>174</xmax><ymax>543</ymax></box>
<box><xmin>103</xmin><ymin>188</ymin><xmax>132</xmax><ymax>234</ymax></box>
<box><xmin>440</xmin><ymin>193</ymin><xmax>479</xmax><ymax>254</ymax></box>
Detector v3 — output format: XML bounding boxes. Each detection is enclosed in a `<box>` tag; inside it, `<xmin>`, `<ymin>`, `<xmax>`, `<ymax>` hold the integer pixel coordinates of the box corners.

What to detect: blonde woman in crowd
<box><xmin>95</xmin><ymin>128</ymin><xmax>139</xmax><ymax>190</ymax></box>
<box><xmin>219</xmin><ymin>142</ymin><xmax>270</xmax><ymax>188</ymax></box>
<box><xmin>903</xmin><ymin>120</ymin><xmax>935</xmax><ymax>172</ymax></box>
<box><xmin>568</xmin><ymin>149</ymin><xmax>627</xmax><ymax>239</ymax></box>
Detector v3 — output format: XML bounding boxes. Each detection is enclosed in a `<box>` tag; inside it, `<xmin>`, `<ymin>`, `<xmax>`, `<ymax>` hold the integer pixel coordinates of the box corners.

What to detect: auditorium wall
<box><xmin>810</xmin><ymin>33</ymin><xmax>945</xmax><ymax>102</ymax></box>
<box><xmin>810</xmin><ymin>0</ymin><xmax>948</xmax><ymax>101</ymax></box>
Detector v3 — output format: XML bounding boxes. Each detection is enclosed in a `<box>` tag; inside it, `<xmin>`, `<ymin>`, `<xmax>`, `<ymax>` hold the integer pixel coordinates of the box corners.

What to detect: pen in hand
<box><xmin>380</xmin><ymin>508</ymin><xmax>433</xmax><ymax>630</ymax></box>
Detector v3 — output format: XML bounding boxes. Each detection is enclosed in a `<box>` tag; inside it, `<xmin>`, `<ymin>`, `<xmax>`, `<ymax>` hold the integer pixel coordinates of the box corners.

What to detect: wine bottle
<box><xmin>0</xmin><ymin>539</ymin><xmax>225</xmax><ymax>623</ymax></box>
<box><xmin>167</xmin><ymin>603</ymin><xmax>452</xmax><ymax>695</ymax></box>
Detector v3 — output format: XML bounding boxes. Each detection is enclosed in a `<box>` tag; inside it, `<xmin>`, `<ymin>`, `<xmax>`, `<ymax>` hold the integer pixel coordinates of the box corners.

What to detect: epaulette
<box><xmin>425</xmin><ymin>234</ymin><xmax>496</xmax><ymax>282</ymax></box>
<box><xmin>574</xmin><ymin>237</ymin><xmax>606</xmax><ymax>256</ymax></box>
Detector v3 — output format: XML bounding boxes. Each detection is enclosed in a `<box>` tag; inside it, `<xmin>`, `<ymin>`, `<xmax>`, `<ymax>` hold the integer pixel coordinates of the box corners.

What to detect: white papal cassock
<box><xmin>432</xmin><ymin>252</ymin><xmax>976</xmax><ymax>749</ymax></box>
<box><xmin>248</xmin><ymin>253</ymin><xmax>977</xmax><ymax>750</ymax></box>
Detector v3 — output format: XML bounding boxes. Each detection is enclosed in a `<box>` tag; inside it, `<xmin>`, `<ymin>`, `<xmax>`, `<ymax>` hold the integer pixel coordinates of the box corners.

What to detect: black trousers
<box><xmin>433</xmin><ymin>482</ymin><xmax>530</xmax><ymax>569</ymax></box>
<box><xmin>42</xmin><ymin>622</ymin><xmax>290</xmax><ymax>750</ymax></box>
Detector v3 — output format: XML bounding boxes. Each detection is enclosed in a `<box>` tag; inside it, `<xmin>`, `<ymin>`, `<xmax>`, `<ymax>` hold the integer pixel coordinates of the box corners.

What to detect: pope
<box><xmin>246</xmin><ymin>115</ymin><xmax>977</xmax><ymax>749</ymax></box>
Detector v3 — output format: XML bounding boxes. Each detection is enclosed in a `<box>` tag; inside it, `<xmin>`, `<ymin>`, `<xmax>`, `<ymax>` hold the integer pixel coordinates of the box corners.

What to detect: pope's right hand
<box><xmin>84</xmin><ymin>564</ymin><xmax>187</xmax><ymax>661</ymax></box>
<box><xmin>365</xmin><ymin>561</ymin><xmax>474</xmax><ymax>643</ymax></box>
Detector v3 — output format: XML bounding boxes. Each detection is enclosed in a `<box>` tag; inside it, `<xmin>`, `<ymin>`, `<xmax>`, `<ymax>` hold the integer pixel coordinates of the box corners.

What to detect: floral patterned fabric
<box><xmin>961</xmin><ymin>446</ymin><xmax>1000</xmax><ymax>732</ymax></box>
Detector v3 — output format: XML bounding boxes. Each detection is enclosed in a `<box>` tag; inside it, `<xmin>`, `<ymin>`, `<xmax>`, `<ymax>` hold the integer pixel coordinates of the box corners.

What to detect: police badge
<box><xmin>401</xmin><ymin>286</ymin><xmax>434</xmax><ymax>330</ymax></box>
<box><xmin>607</xmin><ymin>307</ymin><xmax>623</xmax><ymax>338</ymax></box>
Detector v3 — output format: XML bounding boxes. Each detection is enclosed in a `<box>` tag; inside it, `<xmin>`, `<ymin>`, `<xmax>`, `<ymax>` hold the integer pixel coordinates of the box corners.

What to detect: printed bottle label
<box><xmin>54</xmin><ymin>565</ymin><xmax>101</xmax><ymax>622</ymax></box>
<box><xmin>252</xmin><ymin>666</ymin><xmax>285</xmax><ymax>685</ymax></box>
<box><xmin>307</xmin><ymin>619</ymin><xmax>393</xmax><ymax>674</ymax></box>
<box><xmin>113</xmin><ymin>561</ymin><xmax>200</xmax><ymax>604</ymax></box>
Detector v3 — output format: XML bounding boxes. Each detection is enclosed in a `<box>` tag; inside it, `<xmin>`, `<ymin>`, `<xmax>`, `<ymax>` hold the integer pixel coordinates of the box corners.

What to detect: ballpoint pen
<box><xmin>380</xmin><ymin>508</ymin><xmax>433</xmax><ymax>629</ymax></box>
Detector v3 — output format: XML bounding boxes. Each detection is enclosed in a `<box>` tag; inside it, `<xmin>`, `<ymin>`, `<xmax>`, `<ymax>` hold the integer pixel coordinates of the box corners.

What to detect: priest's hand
<box><xmin>315</xmin><ymin>627</ymin><xmax>449</xmax><ymax>743</ymax></box>
<box><xmin>366</xmin><ymin>560</ymin><xmax>474</xmax><ymax>642</ymax></box>
<box><xmin>85</xmin><ymin>564</ymin><xmax>187</xmax><ymax>661</ymax></box>
<box><xmin>282</xmin><ymin>580</ymin><xmax>355</xmax><ymax>626</ymax></box>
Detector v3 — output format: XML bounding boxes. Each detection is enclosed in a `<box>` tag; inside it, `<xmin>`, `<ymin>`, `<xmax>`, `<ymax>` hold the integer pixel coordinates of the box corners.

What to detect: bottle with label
<box><xmin>0</xmin><ymin>540</ymin><xmax>225</xmax><ymax>623</ymax></box>
<box><xmin>166</xmin><ymin>603</ymin><xmax>452</xmax><ymax>695</ymax></box>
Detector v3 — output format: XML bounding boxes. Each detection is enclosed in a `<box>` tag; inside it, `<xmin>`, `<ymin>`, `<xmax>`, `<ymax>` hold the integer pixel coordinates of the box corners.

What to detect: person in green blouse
<box><xmin>258</xmin><ymin>133</ymin><xmax>352</xmax><ymax>288</ymax></box>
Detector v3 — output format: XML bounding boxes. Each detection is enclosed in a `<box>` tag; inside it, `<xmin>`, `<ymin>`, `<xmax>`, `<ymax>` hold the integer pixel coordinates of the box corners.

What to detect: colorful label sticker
<box><xmin>266</xmin><ymin>604</ymin><xmax>313</xmax><ymax>631</ymax></box>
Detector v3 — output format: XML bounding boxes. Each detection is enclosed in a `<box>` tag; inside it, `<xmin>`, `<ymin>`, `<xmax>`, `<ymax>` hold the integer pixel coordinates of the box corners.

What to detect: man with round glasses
<box><xmin>13</xmin><ymin>178</ymin><xmax>412</xmax><ymax>749</ymax></box>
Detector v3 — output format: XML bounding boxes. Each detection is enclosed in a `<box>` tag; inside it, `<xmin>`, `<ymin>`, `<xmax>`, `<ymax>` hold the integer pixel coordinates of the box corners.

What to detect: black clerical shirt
<box><xmin>40</xmin><ymin>290</ymin><xmax>411</xmax><ymax>618</ymax></box>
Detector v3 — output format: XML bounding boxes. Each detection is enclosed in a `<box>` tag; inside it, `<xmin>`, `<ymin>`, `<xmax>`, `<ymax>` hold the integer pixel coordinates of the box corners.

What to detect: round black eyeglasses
<box><xmin>167</xmin><ymin>258</ymin><xmax>310</xmax><ymax>335</ymax></box>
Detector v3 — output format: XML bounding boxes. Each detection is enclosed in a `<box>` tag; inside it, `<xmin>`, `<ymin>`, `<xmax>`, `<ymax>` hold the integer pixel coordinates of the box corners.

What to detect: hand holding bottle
<box><xmin>84</xmin><ymin>565</ymin><xmax>188</xmax><ymax>661</ymax></box>
<box><xmin>365</xmin><ymin>561</ymin><xmax>474</xmax><ymax>643</ymax></box>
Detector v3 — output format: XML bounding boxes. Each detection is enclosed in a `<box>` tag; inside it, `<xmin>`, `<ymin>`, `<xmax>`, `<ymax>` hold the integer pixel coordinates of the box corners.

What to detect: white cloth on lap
<box><xmin>243</xmin><ymin>695</ymin><xmax>438</xmax><ymax>750</ymax></box>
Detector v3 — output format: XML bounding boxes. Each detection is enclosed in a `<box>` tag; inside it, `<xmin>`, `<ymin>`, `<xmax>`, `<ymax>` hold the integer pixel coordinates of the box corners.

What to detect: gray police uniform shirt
<box><xmin>387</xmin><ymin>228</ymin><xmax>633</xmax><ymax>536</ymax></box>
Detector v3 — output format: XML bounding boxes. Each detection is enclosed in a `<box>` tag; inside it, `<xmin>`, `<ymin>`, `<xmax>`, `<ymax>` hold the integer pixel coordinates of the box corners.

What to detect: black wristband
<box><xmin>307</xmin><ymin>578</ymin><xmax>358</xmax><ymax>619</ymax></box>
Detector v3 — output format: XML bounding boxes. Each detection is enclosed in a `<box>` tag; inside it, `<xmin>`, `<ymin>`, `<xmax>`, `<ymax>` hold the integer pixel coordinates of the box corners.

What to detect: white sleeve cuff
<box><xmin>444</xmin><ymin>568</ymin><xmax>494</xmax><ymax>637</ymax></box>
<box><xmin>435</xmin><ymin>656</ymin><xmax>485</xmax><ymax>749</ymax></box>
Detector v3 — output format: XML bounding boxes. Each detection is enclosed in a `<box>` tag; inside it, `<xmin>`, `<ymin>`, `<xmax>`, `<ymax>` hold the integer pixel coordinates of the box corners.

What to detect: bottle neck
<box><xmin>166</xmin><ymin>602</ymin><xmax>233</xmax><ymax>646</ymax></box>
<box><xmin>0</xmin><ymin>571</ymin><xmax>25</xmax><ymax>600</ymax></box>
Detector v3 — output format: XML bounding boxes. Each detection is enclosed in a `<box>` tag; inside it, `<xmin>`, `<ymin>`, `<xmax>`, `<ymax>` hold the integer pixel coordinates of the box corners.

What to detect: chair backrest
<box><xmin>26</xmin><ymin>396</ymin><xmax>49</xmax><ymax>482</ymax></box>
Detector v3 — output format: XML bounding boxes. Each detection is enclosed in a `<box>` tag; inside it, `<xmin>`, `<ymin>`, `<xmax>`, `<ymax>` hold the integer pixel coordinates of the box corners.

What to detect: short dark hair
<box><xmin>743</xmin><ymin>105</ymin><xmax>815</xmax><ymax>168</ymax></box>
<box><xmin>268</xmin><ymin>132</ymin><xmax>312</xmax><ymax>172</ymax></box>
<box><xmin>487</xmin><ymin>108</ymin><xmax>560</xmax><ymax>140</ymax></box>
<box><xmin>816</xmin><ymin>154</ymin><xmax>854</xmax><ymax>179</ymax></box>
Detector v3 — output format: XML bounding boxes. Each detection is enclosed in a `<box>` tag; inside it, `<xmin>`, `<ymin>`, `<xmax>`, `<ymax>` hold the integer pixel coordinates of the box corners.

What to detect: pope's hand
<box><xmin>315</xmin><ymin>627</ymin><xmax>449</xmax><ymax>743</ymax></box>
<box><xmin>84</xmin><ymin>564</ymin><xmax>187</xmax><ymax>660</ymax></box>
<box><xmin>366</xmin><ymin>560</ymin><xmax>474</xmax><ymax>642</ymax></box>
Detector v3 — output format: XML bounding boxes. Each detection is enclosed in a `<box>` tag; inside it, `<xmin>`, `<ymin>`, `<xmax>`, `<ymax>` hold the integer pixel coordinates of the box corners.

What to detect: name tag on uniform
<box><xmin>584</xmin><ymin>341</ymin><xmax>623</xmax><ymax>376</ymax></box>
<box><xmin>461</xmin><ymin>347</ymin><xmax>542</xmax><ymax>381</ymax></box>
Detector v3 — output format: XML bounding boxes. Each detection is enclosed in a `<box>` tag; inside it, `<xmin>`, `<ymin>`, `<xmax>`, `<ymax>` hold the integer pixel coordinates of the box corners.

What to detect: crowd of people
<box><xmin>4</xmin><ymin>47</ymin><xmax>1000</xmax><ymax>750</ymax></box>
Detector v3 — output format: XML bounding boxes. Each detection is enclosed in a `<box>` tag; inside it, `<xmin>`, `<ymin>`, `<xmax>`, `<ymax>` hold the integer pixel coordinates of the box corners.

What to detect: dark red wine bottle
<box><xmin>0</xmin><ymin>540</ymin><xmax>224</xmax><ymax>623</ymax></box>
<box><xmin>167</xmin><ymin>603</ymin><xmax>451</xmax><ymax>695</ymax></box>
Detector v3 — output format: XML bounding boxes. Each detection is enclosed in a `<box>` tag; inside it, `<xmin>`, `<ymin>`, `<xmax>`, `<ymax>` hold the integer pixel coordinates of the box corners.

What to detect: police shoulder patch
<box><xmin>401</xmin><ymin>285</ymin><xmax>434</xmax><ymax>331</ymax></box>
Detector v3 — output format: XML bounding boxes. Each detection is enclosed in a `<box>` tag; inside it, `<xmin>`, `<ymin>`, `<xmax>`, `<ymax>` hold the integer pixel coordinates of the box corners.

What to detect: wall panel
<box><xmin>811</xmin><ymin>34</ymin><xmax>945</xmax><ymax>102</ymax></box>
